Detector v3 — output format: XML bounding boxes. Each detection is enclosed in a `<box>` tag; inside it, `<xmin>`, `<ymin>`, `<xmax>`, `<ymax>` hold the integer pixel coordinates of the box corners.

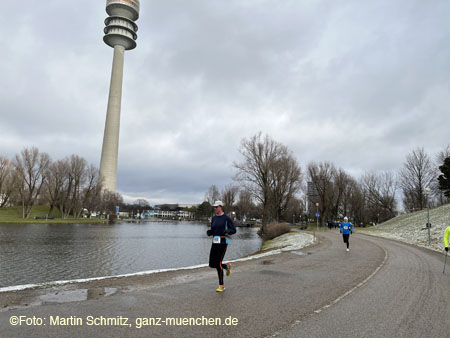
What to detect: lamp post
<box><xmin>424</xmin><ymin>187</ymin><xmax>431</xmax><ymax>246</ymax></box>
<box><xmin>316</xmin><ymin>203</ymin><xmax>319</xmax><ymax>232</ymax></box>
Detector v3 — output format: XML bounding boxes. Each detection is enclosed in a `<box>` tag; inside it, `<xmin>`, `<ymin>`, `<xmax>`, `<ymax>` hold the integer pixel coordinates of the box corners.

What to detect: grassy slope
<box><xmin>0</xmin><ymin>206</ymin><xmax>105</xmax><ymax>224</ymax></box>
<box><xmin>359</xmin><ymin>203</ymin><xmax>450</xmax><ymax>252</ymax></box>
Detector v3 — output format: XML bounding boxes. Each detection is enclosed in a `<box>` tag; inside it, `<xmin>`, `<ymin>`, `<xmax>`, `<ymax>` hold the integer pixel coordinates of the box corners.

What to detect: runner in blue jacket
<box><xmin>340</xmin><ymin>216</ymin><xmax>354</xmax><ymax>252</ymax></box>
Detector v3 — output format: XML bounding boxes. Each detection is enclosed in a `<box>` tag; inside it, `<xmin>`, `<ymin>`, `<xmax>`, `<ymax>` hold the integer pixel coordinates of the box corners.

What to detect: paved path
<box><xmin>275</xmin><ymin>233</ymin><xmax>450</xmax><ymax>338</ymax></box>
<box><xmin>0</xmin><ymin>231</ymin><xmax>449</xmax><ymax>338</ymax></box>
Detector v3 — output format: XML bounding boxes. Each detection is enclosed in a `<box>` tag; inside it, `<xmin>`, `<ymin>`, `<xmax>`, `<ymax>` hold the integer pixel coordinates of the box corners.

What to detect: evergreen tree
<box><xmin>438</xmin><ymin>157</ymin><xmax>450</xmax><ymax>197</ymax></box>
<box><xmin>196</xmin><ymin>201</ymin><xmax>212</xmax><ymax>219</ymax></box>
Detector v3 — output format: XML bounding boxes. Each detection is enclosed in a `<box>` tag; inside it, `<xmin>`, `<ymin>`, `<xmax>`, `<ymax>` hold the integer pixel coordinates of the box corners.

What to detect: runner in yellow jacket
<box><xmin>445</xmin><ymin>226</ymin><xmax>450</xmax><ymax>251</ymax></box>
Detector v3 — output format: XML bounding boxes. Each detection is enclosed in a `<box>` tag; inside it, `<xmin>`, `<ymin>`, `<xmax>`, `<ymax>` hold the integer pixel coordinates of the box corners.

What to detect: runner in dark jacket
<box><xmin>207</xmin><ymin>200</ymin><xmax>236</xmax><ymax>292</ymax></box>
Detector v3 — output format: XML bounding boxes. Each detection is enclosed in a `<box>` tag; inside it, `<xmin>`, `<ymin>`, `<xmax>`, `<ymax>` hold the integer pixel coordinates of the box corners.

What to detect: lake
<box><xmin>0</xmin><ymin>221</ymin><xmax>262</xmax><ymax>288</ymax></box>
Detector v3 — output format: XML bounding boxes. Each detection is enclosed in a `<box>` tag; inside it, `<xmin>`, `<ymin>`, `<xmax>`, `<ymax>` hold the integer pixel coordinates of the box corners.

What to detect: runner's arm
<box><xmin>226</xmin><ymin>217</ymin><xmax>237</xmax><ymax>235</ymax></box>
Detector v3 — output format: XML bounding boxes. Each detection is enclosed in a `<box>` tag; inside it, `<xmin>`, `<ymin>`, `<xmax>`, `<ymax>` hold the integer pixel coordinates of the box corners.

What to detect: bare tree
<box><xmin>44</xmin><ymin>159</ymin><xmax>69</xmax><ymax>217</ymax></box>
<box><xmin>221</xmin><ymin>184</ymin><xmax>239</xmax><ymax>211</ymax></box>
<box><xmin>347</xmin><ymin>183</ymin><xmax>365</xmax><ymax>224</ymax></box>
<box><xmin>270</xmin><ymin>152</ymin><xmax>302</xmax><ymax>221</ymax></box>
<box><xmin>308</xmin><ymin>165</ymin><xmax>369</xmax><ymax>225</ymax></box>
<box><xmin>308</xmin><ymin>162</ymin><xmax>336</xmax><ymax>226</ymax></box>
<box><xmin>399</xmin><ymin>147</ymin><xmax>435</xmax><ymax>211</ymax></box>
<box><xmin>0</xmin><ymin>157</ymin><xmax>16</xmax><ymax>207</ymax></box>
<box><xmin>234</xmin><ymin>133</ymin><xmax>300</xmax><ymax>233</ymax></box>
<box><xmin>4</xmin><ymin>149</ymin><xmax>102</xmax><ymax>219</ymax></box>
<box><xmin>282</xmin><ymin>197</ymin><xmax>305</xmax><ymax>224</ymax></box>
<box><xmin>77</xmin><ymin>164</ymin><xmax>102</xmax><ymax>218</ymax></box>
<box><xmin>55</xmin><ymin>155</ymin><xmax>87</xmax><ymax>219</ymax></box>
<box><xmin>101</xmin><ymin>190</ymin><xmax>124</xmax><ymax>217</ymax></box>
<box><xmin>337</xmin><ymin>172</ymin><xmax>361</xmax><ymax>221</ymax></box>
<box><xmin>14</xmin><ymin>147</ymin><xmax>51</xmax><ymax>218</ymax></box>
<box><xmin>83</xmin><ymin>166</ymin><xmax>103</xmax><ymax>217</ymax></box>
<box><xmin>234</xmin><ymin>133</ymin><xmax>281</xmax><ymax>234</ymax></box>
<box><xmin>68</xmin><ymin>155</ymin><xmax>87</xmax><ymax>218</ymax></box>
<box><xmin>235</xmin><ymin>189</ymin><xmax>255</xmax><ymax>220</ymax></box>
<box><xmin>134</xmin><ymin>198</ymin><xmax>150</xmax><ymax>209</ymax></box>
<box><xmin>57</xmin><ymin>159</ymin><xmax>74</xmax><ymax>219</ymax></box>
<box><xmin>204</xmin><ymin>185</ymin><xmax>220</xmax><ymax>204</ymax></box>
<box><xmin>46</xmin><ymin>155</ymin><xmax>102</xmax><ymax>219</ymax></box>
<box><xmin>361</xmin><ymin>171</ymin><xmax>397</xmax><ymax>223</ymax></box>
<box><xmin>330</xmin><ymin>168</ymin><xmax>352</xmax><ymax>219</ymax></box>
<box><xmin>234</xmin><ymin>133</ymin><xmax>278</xmax><ymax>233</ymax></box>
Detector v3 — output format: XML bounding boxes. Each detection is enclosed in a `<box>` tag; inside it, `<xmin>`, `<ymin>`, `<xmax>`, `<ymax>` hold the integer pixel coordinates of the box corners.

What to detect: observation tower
<box><xmin>99</xmin><ymin>0</ymin><xmax>140</xmax><ymax>192</ymax></box>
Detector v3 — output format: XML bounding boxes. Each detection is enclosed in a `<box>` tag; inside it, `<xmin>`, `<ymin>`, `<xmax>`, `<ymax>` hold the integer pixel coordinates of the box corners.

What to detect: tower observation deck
<box><xmin>104</xmin><ymin>0</ymin><xmax>139</xmax><ymax>50</ymax></box>
<box><xmin>99</xmin><ymin>0</ymin><xmax>140</xmax><ymax>192</ymax></box>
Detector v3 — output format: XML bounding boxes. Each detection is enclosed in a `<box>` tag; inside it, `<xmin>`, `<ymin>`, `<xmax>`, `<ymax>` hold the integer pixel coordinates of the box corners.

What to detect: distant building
<box><xmin>178</xmin><ymin>204</ymin><xmax>197</xmax><ymax>209</ymax></box>
<box><xmin>152</xmin><ymin>204</ymin><xmax>196</xmax><ymax>220</ymax></box>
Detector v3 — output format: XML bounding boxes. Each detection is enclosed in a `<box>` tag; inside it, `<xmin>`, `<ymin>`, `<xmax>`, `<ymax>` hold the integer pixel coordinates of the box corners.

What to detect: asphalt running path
<box><xmin>275</xmin><ymin>233</ymin><xmax>450</xmax><ymax>338</ymax></box>
<box><xmin>0</xmin><ymin>231</ymin><xmax>448</xmax><ymax>338</ymax></box>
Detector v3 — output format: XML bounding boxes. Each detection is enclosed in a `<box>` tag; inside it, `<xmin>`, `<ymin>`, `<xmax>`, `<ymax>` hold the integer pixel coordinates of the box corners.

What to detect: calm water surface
<box><xmin>0</xmin><ymin>221</ymin><xmax>261</xmax><ymax>288</ymax></box>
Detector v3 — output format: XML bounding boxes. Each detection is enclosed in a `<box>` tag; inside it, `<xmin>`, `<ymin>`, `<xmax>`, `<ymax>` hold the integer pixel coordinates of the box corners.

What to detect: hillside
<box><xmin>0</xmin><ymin>205</ymin><xmax>59</xmax><ymax>220</ymax></box>
<box><xmin>0</xmin><ymin>206</ymin><xmax>104</xmax><ymax>224</ymax></box>
<box><xmin>359</xmin><ymin>203</ymin><xmax>450</xmax><ymax>252</ymax></box>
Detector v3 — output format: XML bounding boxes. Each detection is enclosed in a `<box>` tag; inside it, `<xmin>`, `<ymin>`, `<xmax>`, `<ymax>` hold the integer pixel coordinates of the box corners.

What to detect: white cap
<box><xmin>213</xmin><ymin>200</ymin><xmax>223</xmax><ymax>207</ymax></box>
<box><xmin>344</xmin><ymin>216</ymin><xmax>348</xmax><ymax>220</ymax></box>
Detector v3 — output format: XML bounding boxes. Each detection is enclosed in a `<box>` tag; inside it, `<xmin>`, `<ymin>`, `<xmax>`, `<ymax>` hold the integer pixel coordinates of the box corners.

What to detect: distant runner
<box><xmin>207</xmin><ymin>200</ymin><xmax>236</xmax><ymax>292</ymax></box>
<box><xmin>340</xmin><ymin>216</ymin><xmax>353</xmax><ymax>252</ymax></box>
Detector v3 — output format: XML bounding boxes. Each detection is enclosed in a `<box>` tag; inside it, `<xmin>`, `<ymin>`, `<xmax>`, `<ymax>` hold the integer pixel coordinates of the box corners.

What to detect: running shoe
<box><xmin>346</xmin><ymin>248</ymin><xmax>349</xmax><ymax>252</ymax></box>
<box><xmin>216</xmin><ymin>285</ymin><xmax>225</xmax><ymax>292</ymax></box>
<box><xmin>226</xmin><ymin>263</ymin><xmax>231</xmax><ymax>276</ymax></box>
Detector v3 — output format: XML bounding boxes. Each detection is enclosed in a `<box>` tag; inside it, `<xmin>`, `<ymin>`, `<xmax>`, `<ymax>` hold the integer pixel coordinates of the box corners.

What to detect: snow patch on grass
<box><xmin>360</xmin><ymin>203</ymin><xmax>450</xmax><ymax>252</ymax></box>
<box><xmin>262</xmin><ymin>231</ymin><xmax>315</xmax><ymax>251</ymax></box>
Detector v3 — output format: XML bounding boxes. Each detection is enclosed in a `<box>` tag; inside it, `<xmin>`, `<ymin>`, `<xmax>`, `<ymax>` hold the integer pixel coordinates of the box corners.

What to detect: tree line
<box><xmin>200</xmin><ymin>133</ymin><xmax>450</xmax><ymax>233</ymax></box>
<box><xmin>0</xmin><ymin>147</ymin><xmax>122</xmax><ymax>218</ymax></box>
<box><xmin>2</xmin><ymin>139</ymin><xmax>449</xmax><ymax>227</ymax></box>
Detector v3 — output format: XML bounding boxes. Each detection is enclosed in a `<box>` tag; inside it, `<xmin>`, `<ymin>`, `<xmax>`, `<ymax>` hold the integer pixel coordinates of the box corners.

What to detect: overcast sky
<box><xmin>1</xmin><ymin>0</ymin><xmax>449</xmax><ymax>205</ymax></box>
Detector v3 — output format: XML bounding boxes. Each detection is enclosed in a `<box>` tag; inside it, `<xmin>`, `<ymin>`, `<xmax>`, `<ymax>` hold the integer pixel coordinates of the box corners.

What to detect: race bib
<box><xmin>213</xmin><ymin>236</ymin><xmax>221</xmax><ymax>244</ymax></box>
<box><xmin>344</xmin><ymin>226</ymin><xmax>348</xmax><ymax>230</ymax></box>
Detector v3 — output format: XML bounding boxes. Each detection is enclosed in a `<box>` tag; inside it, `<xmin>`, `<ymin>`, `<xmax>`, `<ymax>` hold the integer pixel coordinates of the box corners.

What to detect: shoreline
<box><xmin>0</xmin><ymin>217</ymin><xmax>177</xmax><ymax>224</ymax></box>
<box><xmin>0</xmin><ymin>218</ymin><xmax>247</xmax><ymax>225</ymax></box>
<box><xmin>0</xmin><ymin>218</ymin><xmax>107</xmax><ymax>225</ymax></box>
<box><xmin>0</xmin><ymin>230</ymin><xmax>314</xmax><ymax>294</ymax></box>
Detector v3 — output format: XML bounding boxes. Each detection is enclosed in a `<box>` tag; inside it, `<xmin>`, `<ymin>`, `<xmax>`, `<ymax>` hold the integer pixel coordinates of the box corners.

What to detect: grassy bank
<box><xmin>359</xmin><ymin>203</ymin><xmax>450</xmax><ymax>252</ymax></box>
<box><xmin>259</xmin><ymin>222</ymin><xmax>323</xmax><ymax>250</ymax></box>
<box><xmin>261</xmin><ymin>230</ymin><xmax>315</xmax><ymax>251</ymax></box>
<box><xmin>0</xmin><ymin>206</ymin><xmax>105</xmax><ymax>224</ymax></box>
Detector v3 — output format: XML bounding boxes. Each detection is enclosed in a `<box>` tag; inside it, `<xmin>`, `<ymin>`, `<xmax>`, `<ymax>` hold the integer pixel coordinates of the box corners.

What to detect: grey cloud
<box><xmin>1</xmin><ymin>0</ymin><xmax>450</xmax><ymax>204</ymax></box>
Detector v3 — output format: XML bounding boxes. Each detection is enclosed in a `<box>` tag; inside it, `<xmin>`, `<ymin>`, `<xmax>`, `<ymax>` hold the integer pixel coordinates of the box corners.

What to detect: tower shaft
<box><xmin>100</xmin><ymin>0</ymin><xmax>139</xmax><ymax>192</ymax></box>
<box><xmin>99</xmin><ymin>45</ymin><xmax>125</xmax><ymax>192</ymax></box>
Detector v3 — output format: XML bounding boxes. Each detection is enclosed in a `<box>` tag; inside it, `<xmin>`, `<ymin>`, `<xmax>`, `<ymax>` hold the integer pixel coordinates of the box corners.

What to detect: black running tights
<box><xmin>209</xmin><ymin>243</ymin><xmax>228</xmax><ymax>285</ymax></box>
<box><xmin>343</xmin><ymin>234</ymin><xmax>350</xmax><ymax>248</ymax></box>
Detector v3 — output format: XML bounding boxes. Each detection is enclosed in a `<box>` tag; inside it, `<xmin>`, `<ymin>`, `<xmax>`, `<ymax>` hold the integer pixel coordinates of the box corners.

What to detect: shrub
<box><xmin>259</xmin><ymin>222</ymin><xmax>291</xmax><ymax>241</ymax></box>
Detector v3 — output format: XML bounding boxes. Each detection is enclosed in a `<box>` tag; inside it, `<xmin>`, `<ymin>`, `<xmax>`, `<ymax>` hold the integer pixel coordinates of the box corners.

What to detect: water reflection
<box><xmin>0</xmin><ymin>222</ymin><xmax>261</xmax><ymax>287</ymax></box>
